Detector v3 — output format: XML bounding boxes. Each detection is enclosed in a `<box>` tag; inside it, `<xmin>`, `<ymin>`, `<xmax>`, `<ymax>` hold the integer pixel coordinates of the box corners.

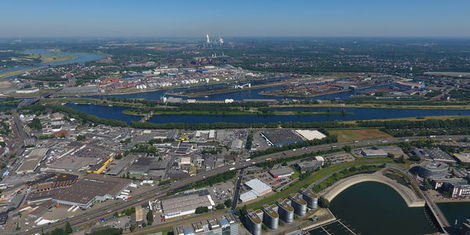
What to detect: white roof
<box><xmin>240</xmin><ymin>191</ymin><xmax>257</xmax><ymax>202</ymax></box>
<box><xmin>295</xmin><ymin>130</ymin><xmax>326</xmax><ymax>140</ymax></box>
<box><xmin>245</xmin><ymin>179</ymin><xmax>272</xmax><ymax>196</ymax></box>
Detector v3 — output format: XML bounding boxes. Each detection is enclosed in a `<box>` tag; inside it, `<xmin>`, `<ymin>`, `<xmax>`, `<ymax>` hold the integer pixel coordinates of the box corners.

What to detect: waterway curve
<box><xmin>322</xmin><ymin>173</ymin><xmax>425</xmax><ymax>207</ymax></box>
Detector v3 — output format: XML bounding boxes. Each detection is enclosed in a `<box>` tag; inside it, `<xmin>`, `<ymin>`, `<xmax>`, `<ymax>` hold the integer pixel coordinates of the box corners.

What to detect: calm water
<box><xmin>87</xmin><ymin>84</ymin><xmax>394</xmax><ymax>101</ymax></box>
<box><xmin>438</xmin><ymin>202</ymin><xmax>470</xmax><ymax>227</ymax></box>
<box><xmin>65</xmin><ymin>104</ymin><xmax>470</xmax><ymax>124</ymax></box>
<box><xmin>65</xmin><ymin>104</ymin><xmax>141</xmax><ymax>123</ymax></box>
<box><xmin>325</xmin><ymin>182</ymin><xmax>438</xmax><ymax>235</ymax></box>
<box><xmin>0</xmin><ymin>49</ymin><xmax>103</xmax><ymax>78</ymax></box>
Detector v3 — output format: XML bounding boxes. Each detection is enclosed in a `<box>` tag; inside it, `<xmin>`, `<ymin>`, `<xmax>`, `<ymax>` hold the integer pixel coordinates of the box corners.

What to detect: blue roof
<box><xmin>183</xmin><ymin>227</ymin><xmax>194</xmax><ymax>235</ymax></box>
<box><xmin>219</xmin><ymin>218</ymin><xmax>230</xmax><ymax>227</ymax></box>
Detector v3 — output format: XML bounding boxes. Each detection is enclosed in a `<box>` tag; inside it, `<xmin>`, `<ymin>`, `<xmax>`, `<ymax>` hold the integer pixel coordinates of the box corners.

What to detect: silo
<box><xmin>262</xmin><ymin>205</ymin><xmax>279</xmax><ymax>230</ymax></box>
<box><xmin>289</xmin><ymin>194</ymin><xmax>307</xmax><ymax>216</ymax></box>
<box><xmin>301</xmin><ymin>189</ymin><xmax>318</xmax><ymax>209</ymax></box>
<box><xmin>277</xmin><ymin>199</ymin><xmax>294</xmax><ymax>223</ymax></box>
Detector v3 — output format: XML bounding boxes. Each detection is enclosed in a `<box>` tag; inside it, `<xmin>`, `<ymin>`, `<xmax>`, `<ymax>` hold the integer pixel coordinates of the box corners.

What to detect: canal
<box><xmin>65</xmin><ymin>104</ymin><xmax>470</xmax><ymax>124</ymax></box>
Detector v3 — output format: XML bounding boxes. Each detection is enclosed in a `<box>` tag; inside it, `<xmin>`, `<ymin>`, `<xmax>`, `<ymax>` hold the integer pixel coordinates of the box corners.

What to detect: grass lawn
<box><xmin>328</xmin><ymin>128</ymin><xmax>392</xmax><ymax>142</ymax></box>
<box><xmin>246</xmin><ymin>157</ymin><xmax>392</xmax><ymax>209</ymax></box>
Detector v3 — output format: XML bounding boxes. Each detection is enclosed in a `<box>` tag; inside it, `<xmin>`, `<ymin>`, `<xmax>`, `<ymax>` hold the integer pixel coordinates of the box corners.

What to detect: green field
<box><xmin>246</xmin><ymin>157</ymin><xmax>392</xmax><ymax>209</ymax></box>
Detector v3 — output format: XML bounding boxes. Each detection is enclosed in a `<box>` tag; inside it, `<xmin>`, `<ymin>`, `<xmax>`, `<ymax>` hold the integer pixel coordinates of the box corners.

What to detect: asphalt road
<box><xmin>19</xmin><ymin>134</ymin><xmax>469</xmax><ymax>235</ymax></box>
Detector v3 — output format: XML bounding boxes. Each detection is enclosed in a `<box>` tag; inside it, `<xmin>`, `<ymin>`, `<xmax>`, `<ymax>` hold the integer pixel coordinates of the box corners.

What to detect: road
<box><xmin>20</xmin><ymin>134</ymin><xmax>468</xmax><ymax>234</ymax></box>
<box><xmin>231</xmin><ymin>168</ymin><xmax>244</xmax><ymax>210</ymax></box>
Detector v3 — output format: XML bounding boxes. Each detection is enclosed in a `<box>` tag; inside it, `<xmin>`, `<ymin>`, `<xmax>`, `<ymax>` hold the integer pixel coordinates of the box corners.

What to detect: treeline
<box><xmin>358</xmin><ymin>118</ymin><xmax>470</xmax><ymax>129</ymax></box>
<box><xmin>131</xmin><ymin>121</ymin><xmax>352</xmax><ymax>130</ymax></box>
<box><xmin>171</xmin><ymin>170</ymin><xmax>237</xmax><ymax>194</ymax></box>
<box><xmin>255</xmin><ymin>148</ymin><xmax>342</xmax><ymax>169</ymax></box>
<box><xmin>312</xmin><ymin>164</ymin><xmax>385</xmax><ymax>192</ymax></box>
<box><xmin>358</xmin><ymin>118</ymin><xmax>470</xmax><ymax>137</ymax></box>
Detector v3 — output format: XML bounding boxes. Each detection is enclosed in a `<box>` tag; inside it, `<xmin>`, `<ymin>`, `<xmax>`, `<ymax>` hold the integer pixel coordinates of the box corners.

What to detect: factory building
<box><xmin>269</xmin><ymin>167</ymin><xmax>294</xmax><ymax>178</ymax></box>
<box><xmin>300</xmin><ymin>189</ymin><xmax>318</xmax><ymax>209</ymax></box>
<box><xmin>276</xmin><ymin>199</ymin><xmax>294</xmax><ymax>224</ymax></box>
<box><xmin>245</xmin><ymin>209</ymin><xmax>262</xmax><ymax>235</ymax></box>
<box><xmin>161</xmin><ymin>189</ymin><xmax>215</xmax><ymax>219</ymax></box>
<box><xmin>87</xmin><ymin>157</ymin><xmax>113</xmax><ymax>174</ymax></box>
<box><xmin>416</xmin><ymin>161</ymin><xmax>449</xmax><ymax>179</ymax></box>
<box><xmin>16</xmin><ymin>148</ymin><xmax>49</xmax><ymax>174</ymax></box>
<box><xmin>174</xmin><ymin>213</ymin><xmax>240</xmax><ymax>235</ymax></box>
<box><xmin>262</xmin><ymin>205</ymin><xmax>279</xmax><ymax>230</ymax></box>
<box><xmin>289</xmin><ymin>194</ymin><xmax>307</xmax><ymax>216</ymax></box>
<box><xmin>43</xmin><ymin>174</ymin><xmax>131</xmax><ymax>209</ymax></box>
<box><xmin>240</xmin><ymin>178</ymin><xmax>272</xmax><ymax>202</ymax></box>
<box><xmin>361</xmin><ymin>147</ymin><xmax>388</xmax><ymax>157</ymax></box>
<box><xmin>260</xmin><ymin>129</ymin><xmax>304</xmax><ymax>146</ymax></box>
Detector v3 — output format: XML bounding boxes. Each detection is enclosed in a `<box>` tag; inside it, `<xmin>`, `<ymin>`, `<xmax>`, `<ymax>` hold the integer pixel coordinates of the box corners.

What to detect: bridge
<box><xmin>321</xmin><ymin>173</ymin><xmax>425</xmax><ymax>207</ymax></box>
<box><xmin>385</xmin><ymin>164</ymin><xmax>451</xmax><ymax>234</ymax></box>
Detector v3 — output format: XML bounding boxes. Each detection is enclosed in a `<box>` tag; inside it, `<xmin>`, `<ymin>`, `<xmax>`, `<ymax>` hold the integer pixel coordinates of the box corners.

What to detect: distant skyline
<box><xmin>1</xmin><ymin>0</ymin><xmax>470</xmax><ymax>38</ymax></box>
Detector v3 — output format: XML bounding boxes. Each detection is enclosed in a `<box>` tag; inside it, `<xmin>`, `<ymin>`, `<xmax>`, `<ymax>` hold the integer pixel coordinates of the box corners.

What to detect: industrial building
<box><xmin>277</xmin><ymin>199</ymin><xmax>294</xmax><ymax>224</ymax></box>
<box><xmin>289</xmin><ymin>194</ymin><xmax>307</xmax><ymax>216</ymax></box>
<box><xmin>245</xmin><ymin>209</ymin><xmax>262</xmax><ymax>235</ymax></box>
<box><xmin>16</xmin><ymin>148</ymin><xmax>49</xmax><ymax>174</ymax></box>
<box><xmin>453</xmin><ymin>153</ymin><xmax>470</xmax><ymax>166</ymax></box>
<box><xmin>240</xmin><ymin>179</ymin><xmax>272</xmax><ymax>202</ymax></box>
<box><xmin>24</xmin><ymin>174</ymin><xmax>132</xmax><ymax>208</ymax></box>
<box><xmin>295</xmin><ymin>160</ymin><xmax>323</xmax><ymax>173</ymax></box>
<box><xmin>416</xmin><ymin>161</ymin><xmax>449</xmax><ymax>179</ymax></box>
<box><xmin>173</xmin><ymin>213</ymin><xmax>239</xmax><ymax>235</ymax></box>
<box><xmin>413</xmin><ymin>148</ymin><xmax>457</xmax><ymax>164</ymax></box>
<box><xmin>87</xmin><ymin>157</ymin><xmax>113</xmax><ymax>174</ymax></box>
<box><xmin>269</xmin><ymin>167</ymin><xmax>294</xmax><ymax>178</ymax></box>
<box><xmin>360</xmin><ymin>147</ymin><xmax>388</xmax><ymax>157</ymax></box>
<box><xmin>262</xmin><ymin>205</ymin><xmax>279</xmax><ymax>230</ymax></box>
<box><xmin>260</xmin><ymin>129</ymin><xmax>304</xmax><ymax>146</ymax></box>
<box><xmin>294</xmin><ymin>130</ymin><xmax>326</xmax><ymax>140</ymax></box>
<box><xmin>161</xmin><ymin>189</ymin><xmax>215</xmax><ymax>219</ymax></box>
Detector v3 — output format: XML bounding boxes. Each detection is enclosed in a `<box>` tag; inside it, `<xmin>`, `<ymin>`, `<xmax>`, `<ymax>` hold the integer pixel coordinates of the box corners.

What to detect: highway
<box><xmin>19</xmin><ymin>134</ymin><xmax>468</xmax><ymax>235</ymax></box>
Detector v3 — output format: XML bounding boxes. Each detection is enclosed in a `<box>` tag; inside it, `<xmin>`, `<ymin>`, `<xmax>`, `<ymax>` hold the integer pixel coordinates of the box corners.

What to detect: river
<box><xmin>86</xmin><ymin>83</ymin><xmax>394</xmax><ymax>101</ymax></box>
<box><xmin>64</xmin><ymin>104</ymin><xmax>470</xmax><ymax>124</ymax></box>
<box><xmin>0</xmin><ymin>49</ymin><xmax>103</xmax><ymax>79</ymax></box>
<box><xmin>311</xmin><ymin>182</ymin><xmax>438</xmax><ymax>235</ymax></box>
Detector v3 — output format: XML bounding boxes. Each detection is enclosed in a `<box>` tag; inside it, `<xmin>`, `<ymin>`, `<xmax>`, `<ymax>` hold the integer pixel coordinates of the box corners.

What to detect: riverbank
<box><xmin>271</xmin><ymin>103</ymin><xmax>470</xmax><ymax>110</ymax></box>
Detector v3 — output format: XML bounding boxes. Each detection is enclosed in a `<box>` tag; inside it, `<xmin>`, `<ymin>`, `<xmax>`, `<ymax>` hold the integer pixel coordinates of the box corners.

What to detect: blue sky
<box><xmin>1</xmin><ymin>0</ymin><xmax>469</xmax><ymax>38</ymax></box>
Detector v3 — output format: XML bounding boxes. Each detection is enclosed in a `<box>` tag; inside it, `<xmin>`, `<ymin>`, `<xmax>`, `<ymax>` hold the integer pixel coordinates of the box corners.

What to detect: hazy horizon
<box><xmin>1</xmin><ymin>0</ymin><xmax>470</xmax><ymax>38</ymax></box>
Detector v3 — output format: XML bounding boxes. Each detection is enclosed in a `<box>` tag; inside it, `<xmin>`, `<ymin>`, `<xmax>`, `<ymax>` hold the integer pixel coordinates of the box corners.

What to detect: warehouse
<box><xmin>52</xmin><ymin>174</ymin><xmax>131</xmax><ymax>208</ymax></box>
<box><xmin>245</xmin><ymin>179</ymin><xmax>272</xmax><ymax>197</ymax></box>
<box><xmin>295</xmin><ymin>130</ymin><xmax>326</xmax><ymax>140</ymax></box>
<box><xmin>16</xmin><ymin>148</ymin><xmax>49</xmax><ymax>174</ymax></box>
<box><xmin>261</xmin><ymin>129</ymin><xmax>303</xmax><ymax>146</ymax></box>
<box><xmin>269</xmin><ymin>167</ymin><xmax>294</xmax><ymax>178</ymax></box>
<box><xmin>161</xmin><ymin>189</ymin><xmax>215</xmax><ymax>219</ymax></box>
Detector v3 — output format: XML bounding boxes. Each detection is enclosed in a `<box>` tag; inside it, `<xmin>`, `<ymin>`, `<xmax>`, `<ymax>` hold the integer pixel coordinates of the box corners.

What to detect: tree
<box><xmin>65</xmin><ymin>222</ymin><xmax>73</xmax><ymax>234</ymax></box>
<box><xmin>195</xmin><ymin>206</ymin><xmax>209</xmax><ymax>214</ymax></box>
<box><xmin>394</xmin><ymin>155</ymin><xmax>405</xmax><ymax>164</ymax></box>
<box><xmin>342</xmin><ymin>145</ymin><xmax>352</xmax><ymax>153</ymax></box>
<box><xmin>216</xmin><ymin>203</ymin><xmax>225</xmax><ymax>210</ymax></box>
<box><xmin>318</xmin><ymin>196</ymin><xmax>330</xmax><ymax>208</ymax></box>
<box><xmin>224</xmin><ymin>199</ymin><xmax>232</xmax><ymax>208</ymax></box>
<box><xmin>76</xmin><ymin>135</ymin><xmax>86</xmax><ymax>141</ymax></box>
<box><xmin>146</xmin><ymin>210</ymin><xmax>154</xmax><ymax>225</ymax></box>
<box><xmin>30</xmin><ymin>117</ymin><xmax>42</xmax><ymax>130</ymax></box>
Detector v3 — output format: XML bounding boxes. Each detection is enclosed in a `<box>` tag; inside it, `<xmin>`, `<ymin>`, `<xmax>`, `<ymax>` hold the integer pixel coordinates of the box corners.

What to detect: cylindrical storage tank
<box><xmin>252</xmin><ymin>221</ymin><xmax>261</xmax><ymax>235</ymax></box>
<box><xmin>302</xmin><ymin>194</ymin><xmax>318</xmax><ymax>209</ymax></box>
<box><xmin>278</xmin><ymin>206</ymin><xmax>294</xmax><ymax>223</ymax></box>
<box><xmin>291</xmin><ymin>200</ymin><xmax>307</xmax><ymax>216</ymax></box>
<box><xmin>262</xmin><ymin>207</ymin><xmax>279</xmax><ymax>230</ymax></box>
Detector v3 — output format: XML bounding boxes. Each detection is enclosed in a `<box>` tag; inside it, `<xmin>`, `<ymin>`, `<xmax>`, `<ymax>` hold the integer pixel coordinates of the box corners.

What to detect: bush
<box><xmin>195</xmin><ymin>206</ymin><xmax>209</xmax><ymax>214</ymax></box>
